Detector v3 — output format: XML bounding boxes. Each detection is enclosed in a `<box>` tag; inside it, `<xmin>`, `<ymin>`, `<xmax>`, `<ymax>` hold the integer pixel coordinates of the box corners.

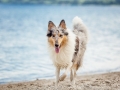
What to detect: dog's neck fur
<box><xmin>48</xmin><ymin>29</ymin><xmax>76</xmax><ymax>69</ymax></box>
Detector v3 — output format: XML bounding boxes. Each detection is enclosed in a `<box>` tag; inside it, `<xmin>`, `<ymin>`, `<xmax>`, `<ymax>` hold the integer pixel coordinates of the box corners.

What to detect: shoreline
<box><xmin>0</xmin><ymin>72</ymin><xmax>120</xmax><ymax>90</ymax></box>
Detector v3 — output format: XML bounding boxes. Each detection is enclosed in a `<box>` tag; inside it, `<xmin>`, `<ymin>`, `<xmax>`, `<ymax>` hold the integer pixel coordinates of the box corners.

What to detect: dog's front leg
<box><xmin>55</xmin><ymin>67</ymin><xmax>60</xmax><ymax>88</ymax></box>
<box><xmin>59</xmin><ymin>62</ymin><xmax>72</xmax><ymax>81</ymax></box>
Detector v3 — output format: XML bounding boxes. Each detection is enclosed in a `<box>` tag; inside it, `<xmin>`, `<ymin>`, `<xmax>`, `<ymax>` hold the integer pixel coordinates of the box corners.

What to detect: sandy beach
<box><xmin>0</xmin><ymin>72</ymin><xmax>120</xmax><ymax>90</ymax></box>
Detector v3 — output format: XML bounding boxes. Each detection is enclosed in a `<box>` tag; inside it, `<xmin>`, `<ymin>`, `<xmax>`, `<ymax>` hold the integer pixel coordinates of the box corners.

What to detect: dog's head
<box><xmin>47</xmin><ymin>20</ymin><xmax>68</xmax><ymax>53</ymax></box>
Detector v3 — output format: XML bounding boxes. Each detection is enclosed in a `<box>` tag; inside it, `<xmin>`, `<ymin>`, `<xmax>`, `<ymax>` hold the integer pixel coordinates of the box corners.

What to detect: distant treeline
<box><xmin>0</xmin><ymin>0</ymin><xmax>120</xmax><ymax>5</ymax></box>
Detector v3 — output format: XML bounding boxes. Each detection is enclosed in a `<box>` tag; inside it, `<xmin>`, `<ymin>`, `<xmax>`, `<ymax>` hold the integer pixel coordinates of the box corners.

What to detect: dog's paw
<box><xmin>59</xmin><ymin>74</ymin><xmax>67</xmax><ymax>81</ymax></box>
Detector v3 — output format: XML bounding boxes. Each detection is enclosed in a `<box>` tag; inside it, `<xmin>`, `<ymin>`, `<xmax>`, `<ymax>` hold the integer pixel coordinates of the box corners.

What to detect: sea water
<box><xmin>0</xmin><ymin>4</ymin><xmax>120</xmax><ymax>84</ymax></box>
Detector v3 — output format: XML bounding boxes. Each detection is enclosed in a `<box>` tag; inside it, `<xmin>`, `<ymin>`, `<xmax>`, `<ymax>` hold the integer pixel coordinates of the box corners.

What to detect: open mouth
<box><xmin>55</xmin><ymin>47</ymin><xmax>59</xmax><ymax>53</ymax></box>
<box><xmin>55</xmin><ymin>44</ymin><xmax>61</xmax><ymax>53</ymax></box>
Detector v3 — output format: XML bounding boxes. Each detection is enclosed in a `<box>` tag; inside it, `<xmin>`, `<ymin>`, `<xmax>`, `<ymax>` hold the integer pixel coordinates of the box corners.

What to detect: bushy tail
<box><xmin>72</xmin><ymin>16</ymin><xmax>88</xmax><ymax>41</ymax></box>
<box><xmin>72</xmin><ymin>16</ymin><xmax>89</xmax><ymax>70</ymax></box>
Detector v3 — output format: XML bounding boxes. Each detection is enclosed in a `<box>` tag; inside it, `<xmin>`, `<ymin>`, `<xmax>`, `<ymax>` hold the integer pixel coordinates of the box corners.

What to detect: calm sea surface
<box><xmin>0</xmin><ymin>4</ymin><xmax>120</xmax><ymax>84</ymax></box>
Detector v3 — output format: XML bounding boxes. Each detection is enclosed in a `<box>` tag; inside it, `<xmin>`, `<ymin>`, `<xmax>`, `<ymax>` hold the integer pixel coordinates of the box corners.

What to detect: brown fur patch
<box><xmin>48</xmin><ymin>34</ymin><xmax>68</xmax><ymax>49</ymax></box>
<box><xmin>48</xmin><ymin>37</ymin><xmax>54</xmax><ymax>46</ymax></box>
<box><xmin>60</xmin><ymin>36</ymin><xmax>68</xmax><ymax>48</ymax></box>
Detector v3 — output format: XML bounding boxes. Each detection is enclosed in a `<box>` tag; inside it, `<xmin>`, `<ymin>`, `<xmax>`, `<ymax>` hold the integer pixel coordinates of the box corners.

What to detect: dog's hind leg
<box><xmin>70</xmin><ymin>68</ymin><xmax>74</xmax><ymax>84</ymax></box>
<box><xmin>59</xmin><ymin>62</ymin><xmax>72</xmax><ymax>81</ymax></box>
<box><xmin>70</xmin><ymin>67</ymin><xmax>77</xmax><ymax>85</ymax></box>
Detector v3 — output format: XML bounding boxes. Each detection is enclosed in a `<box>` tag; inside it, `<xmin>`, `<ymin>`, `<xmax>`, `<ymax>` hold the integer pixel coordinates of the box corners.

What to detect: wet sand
<box><xmin>0</xmin><ymin>72</ymin><xmax>120</xmax><ymax>90</ymax></box>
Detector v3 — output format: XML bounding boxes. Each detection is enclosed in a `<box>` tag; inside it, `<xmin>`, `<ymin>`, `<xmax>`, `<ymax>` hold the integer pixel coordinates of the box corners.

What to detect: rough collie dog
<box><xmin>47</xmin><ymin>16</ymin><xmax>88</xmax><ymax>87</ymax></box>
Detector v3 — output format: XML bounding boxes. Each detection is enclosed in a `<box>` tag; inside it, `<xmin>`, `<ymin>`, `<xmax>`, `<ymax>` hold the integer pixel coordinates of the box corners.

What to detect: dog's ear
<box><xmin>48</xmin><ymin>21</ymin><xmax>55</xmax><ymax>30</ymax></box>
<box><xmin>59</xmin><ymin>20</ymin><xmax>66</xmax><ymax>29</ymax></box>
<box><xmin>47</xmin><ymin>21</ymin><xmax>55</xmax><ymax>37</ymax></box>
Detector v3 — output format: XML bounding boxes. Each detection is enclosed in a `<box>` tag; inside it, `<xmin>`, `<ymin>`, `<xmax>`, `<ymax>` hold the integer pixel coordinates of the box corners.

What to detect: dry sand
<box><xmin>0</xmin><ymin>72</ymin><xmax>120</xmax><ymax>90</ymax></box>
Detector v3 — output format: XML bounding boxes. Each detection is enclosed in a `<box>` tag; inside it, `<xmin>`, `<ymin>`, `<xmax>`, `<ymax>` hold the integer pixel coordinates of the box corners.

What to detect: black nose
<box><xmin>55</xmin><ymin>44</ymin><xmax>59</xmax><ymax>47</ymax></box>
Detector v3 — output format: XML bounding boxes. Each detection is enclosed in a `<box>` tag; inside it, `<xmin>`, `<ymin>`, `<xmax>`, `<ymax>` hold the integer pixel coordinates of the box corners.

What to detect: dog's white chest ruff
<box><xmin>50</xmin><ymin>49</ymin><xmax>73</xmax><ymax>68</ymax></box>
<box><xmin>54</xmin><ymin>55</ymin><xmax>70</xmax><ymax>68</ymax></box>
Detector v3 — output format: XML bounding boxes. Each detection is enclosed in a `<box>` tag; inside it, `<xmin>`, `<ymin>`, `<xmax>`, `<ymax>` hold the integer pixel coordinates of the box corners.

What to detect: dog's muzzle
<box><xmin>55</xmin><ymin>44</ymin><xmax>59</xmax><ymax>53</ymax></box>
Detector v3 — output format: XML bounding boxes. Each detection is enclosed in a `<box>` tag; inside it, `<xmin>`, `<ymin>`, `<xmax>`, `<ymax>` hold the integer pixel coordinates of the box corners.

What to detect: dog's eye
<box><xmin>60</xmin><ymin>34</ymin><xmax>63</xmax><ymax>37</ymax></box>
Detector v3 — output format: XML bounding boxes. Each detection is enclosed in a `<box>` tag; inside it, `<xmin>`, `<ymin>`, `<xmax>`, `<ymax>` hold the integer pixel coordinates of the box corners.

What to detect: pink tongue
<box><xmin>55</xmin><ymin>47</ymin><xmax>59</xmax><ymax>53</ymax></box>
